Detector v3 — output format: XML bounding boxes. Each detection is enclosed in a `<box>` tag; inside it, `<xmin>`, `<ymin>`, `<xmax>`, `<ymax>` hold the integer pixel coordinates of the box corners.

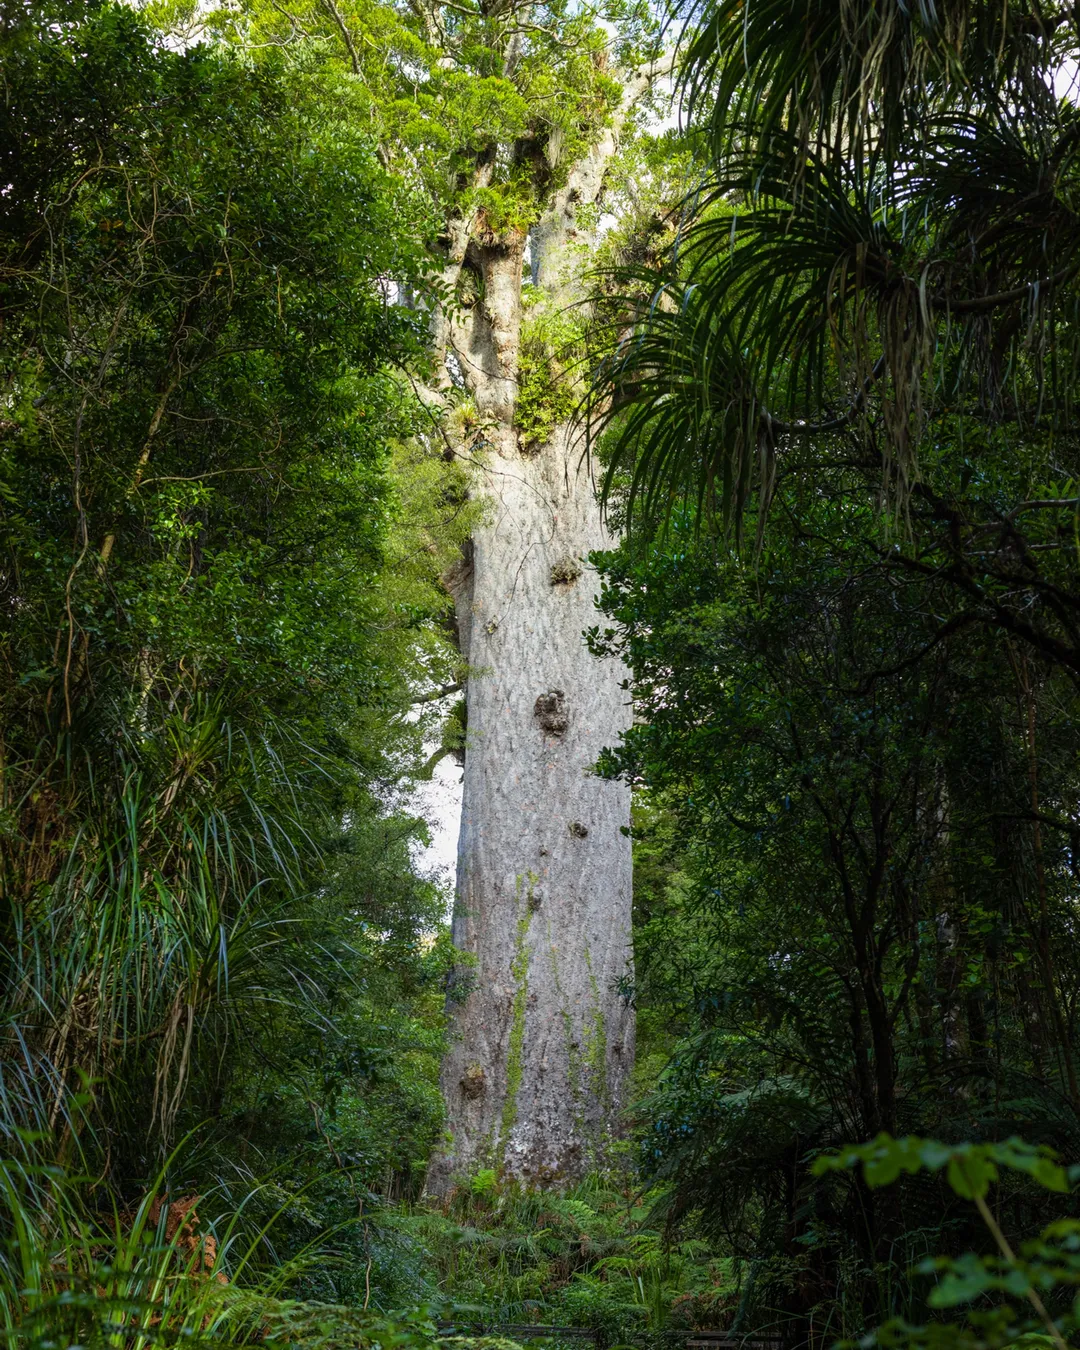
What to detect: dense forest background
<box><xmin>6</xmin><ymin>1</ymin><xmax>1080</xmax><ymax>1349</ymax></box>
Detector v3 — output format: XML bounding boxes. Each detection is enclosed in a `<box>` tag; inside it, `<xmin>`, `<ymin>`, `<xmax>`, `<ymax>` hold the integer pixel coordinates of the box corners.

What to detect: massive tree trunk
<box><xmin>426</xmin><ymin>70</ymin><xmax>663</xmax><ymax>1190</ymax></box>
<box><xmin>434</xmin><ymin>422</ymin><xmax>634</xmax><ymax>1187</ymax></box>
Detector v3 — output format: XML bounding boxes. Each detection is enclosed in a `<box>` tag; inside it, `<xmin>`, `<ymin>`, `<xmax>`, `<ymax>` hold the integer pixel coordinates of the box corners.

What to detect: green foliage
<box><xmin>816</xmin><ymin>1137</ymin><xmax>1070</xmax><ymax>1202</ymax></box>
<box><xmin>582</xmin><ymin>8</ymin><xmax>1080</xmax><ymax>1332</ymax></box>
<box><xmin>0</xmin><ymin>0</ymin><xmax>463</xmax><ymax>1317</ymax></box>
<box><xmin>516</xmin><ymin>301</ymin><xmax>585</xmax><ymax>450</ymax></box>
<box><xmin>588</xmin><ymin>0</ymin><xmax>1080</xmax><ymax>635</ymax></box>
<box><xmin>469</xmin><ymin>182</ymin><xmax>542</xmax><ymax>239</ymax></box>
<box><xmin>396</xmin><ymin>1174</ymin><xmax>728</xmax><ymax>1335</ymax></box>
<box><xmin>0</xmin><ymin>1145</ymin><xmax>456</xmax><ymax>1350</ymax></box>
<box><xmin>819</xmin><ymin>1136</ymin><xmax>1080</xmax><ymax>1350</ymax></box>
<box><xmin>184</xmin><ymin>0</ymin><xmax>654</xmax><ymax>227</ymax></box>
<box><xmin>16</xmin><ymin>5</ymin><xmax>1080</xmax><ymax>1350</ymax></box>
<box><xmin>591</xmin><ymin>452</ymin><xmax>1080</xmax><ymax>1334</ymax></box>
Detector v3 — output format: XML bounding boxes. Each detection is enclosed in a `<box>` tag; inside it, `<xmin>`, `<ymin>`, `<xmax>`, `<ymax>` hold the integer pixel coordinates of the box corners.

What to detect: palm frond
<box><xmin>678</xmin><ymin>0</ymin><xmax>1065</xmax><ymax>166</ymax></box>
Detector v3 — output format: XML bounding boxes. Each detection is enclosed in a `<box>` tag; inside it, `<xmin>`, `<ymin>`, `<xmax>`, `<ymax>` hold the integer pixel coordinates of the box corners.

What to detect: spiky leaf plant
<box><xmin>0</xmin><ymin>1</ymin><xmax>458</xmax><ymax>1309</ymax></box>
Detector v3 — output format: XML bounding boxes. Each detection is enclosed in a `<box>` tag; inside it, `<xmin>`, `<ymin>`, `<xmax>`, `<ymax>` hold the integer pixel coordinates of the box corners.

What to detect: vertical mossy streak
<box><xmin>500</xmin><ymin>872</ymin><xmax>537</xmax><ymax>1151</ymax></box>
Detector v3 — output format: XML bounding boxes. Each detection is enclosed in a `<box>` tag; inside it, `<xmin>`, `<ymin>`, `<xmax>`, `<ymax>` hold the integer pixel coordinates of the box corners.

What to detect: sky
<box><xmin>410</xmin><ymin>744</ymin><xmax>463</xmax><ymax>884</ymax></box>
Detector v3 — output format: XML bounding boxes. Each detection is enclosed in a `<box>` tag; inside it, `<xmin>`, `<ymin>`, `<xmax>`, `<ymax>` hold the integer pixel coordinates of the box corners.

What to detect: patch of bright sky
<box><xmin>1055</xmin><ymin>57</ymin><xmax>1079</xmax><ymax>103</ymax></box>
<box><xmin>410</xmin><ymin>740</ymin><xmax>462</xmax><ymax>881</ymax></box>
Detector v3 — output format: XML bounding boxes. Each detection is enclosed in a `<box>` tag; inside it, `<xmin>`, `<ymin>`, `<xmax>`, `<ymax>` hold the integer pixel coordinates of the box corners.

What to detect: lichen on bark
<box><xmin>499</xmin><ymin>874</ymin><xmax>537</xmax><ymax>1147</ymax></box>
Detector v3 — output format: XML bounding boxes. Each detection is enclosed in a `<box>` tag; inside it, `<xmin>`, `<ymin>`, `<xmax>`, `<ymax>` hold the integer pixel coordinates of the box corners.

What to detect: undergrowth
<box><xmin>0</xmin><ymin>1140</ymin><xmax>443</xmax><ymax>1350</ymax></box>
<box><xmin>0</xmin><ymin>1141</ymin><xmax>730</xmax><ymax>1350</ymax></box>
<box><xmin>388</xmin><ymin>1171</ymin><xmax>735</xmax><ymax>1340</ymax></box>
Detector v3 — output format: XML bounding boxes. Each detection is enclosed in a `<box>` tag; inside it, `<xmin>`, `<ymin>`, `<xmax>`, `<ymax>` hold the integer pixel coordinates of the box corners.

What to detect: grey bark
<box><xmin>426</xmin><ymin>64</ymin><xmax>670</xmax><ymax>1191</ymax></box>
<box><xmin>435</xmin><ymin>426</ymin><xmax>634</xmax><ymax>1187</ymax></box>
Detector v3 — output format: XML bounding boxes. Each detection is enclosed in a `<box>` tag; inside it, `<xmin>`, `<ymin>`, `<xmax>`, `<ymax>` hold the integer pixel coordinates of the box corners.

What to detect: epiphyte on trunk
<box><xmin>534</xmin><ymin>689</ymin><xmax>568</xmax><ymax>736</ymax></box>
<box><xmin>461</xmin><ymin>1063</ymin><xmax>486</xmax><ymax>1098</ymax></box>
<box><xmin>550</xmin><ymin>556</ymin><xmax>583</xmax><ymax>586</ymax></box>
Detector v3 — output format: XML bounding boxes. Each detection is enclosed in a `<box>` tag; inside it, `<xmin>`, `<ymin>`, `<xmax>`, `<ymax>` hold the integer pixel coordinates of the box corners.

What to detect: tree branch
<box><xmin>320</xmin><ymin>0</ymin><xmax>361</xmax><ymax>75</ymax></box>
<box><xmin>840</xmin><ymin>611</ymin><xmax>980</xmax><ymax>695</ymax></box>
<box><xmin>940</xmin><ymin>263</ymin><xmax>1079</xmax><ymax>314</ymax></box>
<box><xmin>412</xmin><ymin>681</ymin><xmax>463</xmax><ymax>704</ymax></box>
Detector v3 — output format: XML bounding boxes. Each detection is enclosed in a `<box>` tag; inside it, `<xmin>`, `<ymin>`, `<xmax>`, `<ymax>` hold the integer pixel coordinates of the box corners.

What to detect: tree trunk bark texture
<box><xmin>425</xmin><ymin>74</ymin><xmax>663</xmax><ymax>1187</ymax></box>
<box><xmin>434</xmin><ymin>423</ymin><xmax>634</xmax><ymax>1188</ymax></box>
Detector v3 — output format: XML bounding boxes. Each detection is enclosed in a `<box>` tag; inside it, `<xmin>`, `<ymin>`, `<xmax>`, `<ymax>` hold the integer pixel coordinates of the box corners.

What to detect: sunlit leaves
<box><xmin>814</xmin><ymin>1134</ymin><xmax>1070</xmax><ymax>1200</ymax></box>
